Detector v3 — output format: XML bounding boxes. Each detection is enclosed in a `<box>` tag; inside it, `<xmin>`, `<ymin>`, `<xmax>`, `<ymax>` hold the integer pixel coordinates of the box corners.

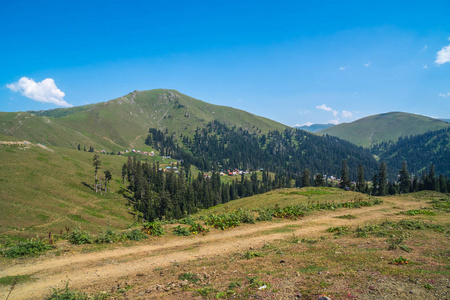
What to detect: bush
<box><xmin>95</xmin><ymin>227</ymin><xmax>120</xmax><ymax>244</ymax></box>
<box><xmin>173</xmin><ymin>225</ymin><xmax>191</xmax><ymax>236</ymax></box>
<box><xmin>125</xmin><ymin>229</ymin><xmax>147</xmax><ymax>241</ymax></box>
<box><xmin>68</xmin><ymin>227</ymin><xmax>93</xmax><ymax>245</ymax></box>
<box><xmin>142</xmin><ymin>222</ymin><xmax>165</xmax><ymax>236</ymax></box>
<box><xmin>256</xmin><ymin>210</ymin><xmax>273</xmax><ymax>221</ymax></box>
<box><xmin>2</xmin><ymin>239</ymin><xmax>53</xmax><ymax>258</ymax></box>
<box><xmin>189</xmin><ymin>222</ymin><xmax>209</xmax><ymax>234</ymax></box>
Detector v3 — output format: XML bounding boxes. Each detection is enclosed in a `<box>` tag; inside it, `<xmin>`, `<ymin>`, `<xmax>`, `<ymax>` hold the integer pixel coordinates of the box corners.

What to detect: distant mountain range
<box><xmin>317</xmin><ymin>112</ymin><xmax>450</xmax><ymax>147</ymax></box>
<box><xmin>1</xmin><ymin>91</ymin><xmax>449</xmax><ymax>178</ymax></box>
<box><xmin>295</xmin><ymin>123</ymin><xmax>334</xmax><ymax>132</ymax></box>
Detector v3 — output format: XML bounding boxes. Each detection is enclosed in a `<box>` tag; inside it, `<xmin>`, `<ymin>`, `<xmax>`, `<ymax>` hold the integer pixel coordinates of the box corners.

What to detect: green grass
<box><xmin>0</xmin><ymin>274</ymin><xmax>36</xmax><ymax>286</ymax></box>
<box><xmin>0</xmin><ymin>145</ymin><xmax>133</xmax><ymax>238</ymax></box>
<box><xmin>195</xmin><ymin>187</ymin><xmax>372</xmax><ymax>215</ymax></box>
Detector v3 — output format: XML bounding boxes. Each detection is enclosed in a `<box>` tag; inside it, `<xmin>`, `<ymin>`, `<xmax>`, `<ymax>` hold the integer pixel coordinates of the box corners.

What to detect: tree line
<box><xmin>121</xmin><ymin>156</ymin><xmax>295</xmax><ymax>221</ymax></box>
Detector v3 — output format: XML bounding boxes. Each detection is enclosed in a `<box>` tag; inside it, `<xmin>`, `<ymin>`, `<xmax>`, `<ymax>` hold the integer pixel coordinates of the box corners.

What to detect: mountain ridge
<box><xmin>1</xmin><ymin>89</ymin><xmax>288</xmax><ymax>151</ymax></box>
<box><xmin>318</xmin><ymin>112</ymin><xmax>450</xmax><ymax>147</ymax></box>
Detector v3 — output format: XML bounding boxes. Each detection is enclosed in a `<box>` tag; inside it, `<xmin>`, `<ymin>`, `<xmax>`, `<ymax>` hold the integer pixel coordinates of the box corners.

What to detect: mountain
<box><xmin>372</xmin><ymin>127</ymin><xmax>450</xmax><ymax>178</ymax></box>
<box><xmin>441</xmin><ymin>119</ymin><xmax>450</xmax><ymax>123</ymax></box>
<box><xmin>318</xmin><ymin>112</ymin><xmax>450</xmax><ymax>147</ymax></box>
<box><xmin>295</xmin><ymin>123</ymin><xmax>334</xmax><ymax>132</ymax></box>
<box><xmin>1</xmin><ymin>89</ymin><xmax>288</xmax><ymax>151</ymax></box>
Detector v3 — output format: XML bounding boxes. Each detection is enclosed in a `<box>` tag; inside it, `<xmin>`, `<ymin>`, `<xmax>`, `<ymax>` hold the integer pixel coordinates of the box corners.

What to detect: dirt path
<box><xmin>0</xmin><ymin>198</ymin><xmax>419</xmax><ymax>299</ymax></box>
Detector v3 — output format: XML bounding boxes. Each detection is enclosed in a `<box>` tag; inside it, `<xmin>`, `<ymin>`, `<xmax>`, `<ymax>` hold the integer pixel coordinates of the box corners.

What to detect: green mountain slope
<box><xmin>0</xmin><ymin>143</ymin><xmax>133</xmax><ymax>238</ymax></box>
<box><xmin>318</xmin><ymin>112</ymin><xmax>450</xmax><ymax>147</ymax></box>
<box><xmin>295</xmin><ymin>123</ymin><xmax>334</xmax><ymax>132</ymax></box>
<box><xmin>2</xmin><ymin>89</ymin><xmax>288</xmax><ymax>151</ymax></box>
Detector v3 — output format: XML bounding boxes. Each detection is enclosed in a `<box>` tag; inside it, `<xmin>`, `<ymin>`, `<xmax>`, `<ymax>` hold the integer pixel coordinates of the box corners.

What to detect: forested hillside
<box><xmin>145</xmin><ymin>120</ymin><xmax>379</xmax><ymax>179</ymax></box>
<box><xmin>372</xmin><ymin>127</ymin><xmax>450</xmax><ymax>178</ymax></box>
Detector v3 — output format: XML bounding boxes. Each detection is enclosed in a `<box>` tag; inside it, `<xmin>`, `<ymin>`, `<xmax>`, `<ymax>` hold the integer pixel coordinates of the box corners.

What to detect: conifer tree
<box><xmin>378</xmin><ymin>161</ymin><xmax>388</xmax><ymax>196</ymax></box>
<box><xmin>339</xmin><ymin>159</ymin><xmax>350</xmax><ymax>190</ymax></box>
<box><xmin>315</xmin><ymin>173</ymin><xmax>324</xmax><ymax>187</ymax></box>
<box><xmin>93</xmin><ymin>154</ymin><xmax>101</xmax><ymax>193</ymax></box>
<box><xmin>302</xmin><ymin>169</ymin><xmax>311</xmax><ymax>187</ymax></box>
<box><xmin>356</xmin><ymin>164</ymin><xmax>365</xmax><ymax>192</ymax></box>
<box><xmin>398</xmin><ymin>161</ymin><xmax>411</xmax><ymax>193</ymax></box>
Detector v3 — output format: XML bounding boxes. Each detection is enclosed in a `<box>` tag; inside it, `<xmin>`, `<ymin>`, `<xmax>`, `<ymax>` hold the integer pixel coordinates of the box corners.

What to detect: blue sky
<box><xmin>1</xmin><ymin>0</ymin><xmax>449</xmax><ymax>126</ymax></box>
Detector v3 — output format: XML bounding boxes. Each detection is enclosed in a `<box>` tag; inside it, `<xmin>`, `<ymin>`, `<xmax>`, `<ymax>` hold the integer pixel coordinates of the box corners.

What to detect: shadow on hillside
<box><xmin>82</xmin><ymin>182</ymin><xmax>94</xmax><ymax>191</ymax></box>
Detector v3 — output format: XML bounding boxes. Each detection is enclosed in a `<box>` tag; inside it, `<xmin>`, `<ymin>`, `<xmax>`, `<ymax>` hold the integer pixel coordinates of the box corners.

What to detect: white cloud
<box><xmin>341</xmin><ymin>110</ymin><xmax>353</xmax><ymax>118</ymax></box>
<box><xmin>423</xmin><ymin>65</ymin><xmax>428</xmax><ymax>69</ymax></box>
<box><xmin>302</xmin><ymin>122</ymin><xmax>313</xmax><ymax>127</ymax></box>
<box><xmin>339</xmin><ymin>66</ymin><xmax>347</xmax><ymax>71</ymax></box>
<box><xmin>439</xmin><ymin>92</ymin><xmax>450</xmax><ymax>98</ymax></box>
<box><xmin>328</xmin><ymin>119</ymin><xmax>339</xmax><ymax>125</ymax></box>
<box><xmin>316</xmin><ymin>104</ymin><xmax>333</xmax><ymax>112</ymax></box>
<box><xmin>363</xmin><ymin>61</ymin><xmax>371</xmax><ymax>67</ymax></box>
<box><xmin>435</xmin><ymin>44</ymin><xmax>450</xmax><ymax>65</ymax></box>
<box><xmin>6</xmin><ymin>77</ymin><xmax>72</xmax><ymax>107</ymax></box>
<box><xmin>332</xmin><ymin>110</ymin><xmax>339</xmax><ymax>117</ymax></box>
<box><xmin>420</xmin><ymin>45</ymin><xmax>428</xmax><ymax>53</ymax></box>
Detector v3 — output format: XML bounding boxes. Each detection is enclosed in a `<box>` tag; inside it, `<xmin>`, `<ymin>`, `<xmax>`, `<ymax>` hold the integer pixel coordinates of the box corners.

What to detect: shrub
<box><xmin>142</xmin><ymin>221</ymin><xmax>165</xmax><ymax>236</ymax></box>
<box><xmin>2</xmin><ymin>239</ymin><xmax>53</xmax><ymax>258</ymax></box>
<box><xmin>189</xmin><ymin>222</ymin><xmax>209</xmax><ymax>234</ymax></box>
<box><xmin>125</xmin><ymin>229</ymin><xmax>148</xmax><ymax>241</ymax></box>
<box><xmin>256</xmin><ymin>209</ymin><xmax>273</xmax><ymax>221</ymax></box>
<box><xmin>68</xmin><ymin>227</ymin><xmax>93</xmax><ymax>245</ymax></box>
<box><xmin>95</xmin><ymin>227</ymin><xmax>120</xmax><ymax>244</ymax></box>
<box><xmin>173</xmin><ymin>225</ymin><xmax>191</xmax><ymax>236</ymax></box>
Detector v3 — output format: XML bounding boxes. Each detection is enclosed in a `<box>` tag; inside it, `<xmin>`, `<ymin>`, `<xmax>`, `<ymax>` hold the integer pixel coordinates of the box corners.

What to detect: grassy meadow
<box><xmin>0</xmin><ymin>143</ymin><xmax>136</xmax><ymax>239</ymax></box>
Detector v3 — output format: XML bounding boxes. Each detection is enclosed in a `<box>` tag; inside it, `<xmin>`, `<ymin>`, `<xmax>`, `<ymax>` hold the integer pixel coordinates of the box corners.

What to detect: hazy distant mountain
<box><xmin>295</xmin><ymin>123</ymin><xmax>335</xmax><ymax>132</ymax></box>
<box><xmin>318</xmin><ymin>112</ymin><xmax>450</xmax><ymax>147</ymax></box>
<box><xmin>440</xmin><ymin>119</ymin><xmax>450</xmax><ymax>123</ymax></box>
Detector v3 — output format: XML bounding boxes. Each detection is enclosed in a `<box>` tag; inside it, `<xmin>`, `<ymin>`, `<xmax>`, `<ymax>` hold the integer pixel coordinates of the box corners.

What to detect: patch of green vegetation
<box><xmin>37</xmin><ymin>214</ymin><xmax>50</xmax><ymax>222</ymax></box>
<box><xmin>178</xmin><ymin>272</ymin><xmax>199</xmax><ymax>283</ymax></box>
<box><xmin>68</xmin><ymin>214</ymin><xmax>89</xmax><ymax>223</ymax></box>
<box><xmin>327</xmin><ymin>226</ymin><xmax>350</xmax><ymax>236</ymax></box>
<box><xmin>173</xmin><ymin>225</ymin><xmax>191</xmax><ymax>236</ymax></box>
<box><xmin>1</xmin><ymin>239</ymin><xmax>53</xmax><ymax>258</ymax></box>
<box><xmin>298</xmin><ymin>265</ymin><xmax>328</xmax><ymax>274</ymax></box>
<box><xmin>196</xmin><ymin>286</ymin><xmax>217</xmax><ymax>296</ymax></box>
<box><xmin>45</xmin><ymin>281</ymin><xmax>109</xmax><ymax>300</ymax></box>
<box><xmin>0</xmin><ymin>274</ymin><xmax>36</xmax><ymax>286</ymax></box>
<box><xmin>398</xmin><ymin>209</ymin><xmax>436</xmax><ymax>216</ymax></box>
<box><xmin>430</xmin><ymin>198</ymin><xmax>450</xmax><ymax>212</ymax></box>
<box><xmin>243</xmin><ymin>251</ymin><xmax>264</xmax><ymax>260</ymax></box>
<box><xmin>83</xmin><ymin>209</ymin><xmax>105</xmax><ymax>218</ymax></box>
<box><xmin>142</xmin><ymin>221</ymin><xmax>165</xmax><ymax>236</ymax></box>
<box><xmin>335</xmin><ymin>214</ymin><xmax>357</xmax><ymax>219</ymax></box>
<box><xmin>279</xmin><ymin>188</ymin><xmax>333</xmax><ymax>196</ymax></box>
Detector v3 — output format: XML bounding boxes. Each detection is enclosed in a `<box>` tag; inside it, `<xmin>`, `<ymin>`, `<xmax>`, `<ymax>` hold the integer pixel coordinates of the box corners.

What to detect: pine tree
<box><xmin>378</xmin><ymin>161</ymin><xmax>388</xmax><ymax>196</ymax></box>
<box><xmin>315</xmin><ymin>173</ymin><xmax>324</xmax><ymax>187</ymax></box>
<box><xmin>339</xmin><ymin>160</ymin><xmax>350</xmax><ymax>190</ymax></box>
<box><xmin>104</xmin><ymin>170</ymin><xmax>112</xmax><ymax>192</ymax></box>
<box><xmin>398</xmin><ymin>161</ymin><xmax>411</xmax><ymax>194</ymax></box>
<box><xmin>93</xmin><ymin>154</ymin><xmax>101</xmax><ymax>193</ymax></box>
<box><xmin>302</xmin><ymin>169</ymin><xmax>311</xmax><ymax>187</ymax></box>
<box><xmin>356</xmin><ymin>164</ymin><xmax>365</xmax><ymax>192</ymax></box>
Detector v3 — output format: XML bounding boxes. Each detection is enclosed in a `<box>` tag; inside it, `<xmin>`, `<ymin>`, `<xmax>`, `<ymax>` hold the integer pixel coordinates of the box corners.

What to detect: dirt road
<box><xmin>0</xmin><ymin>198</ymin><xmax>416</xmax><ymax>299</ymax></box>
